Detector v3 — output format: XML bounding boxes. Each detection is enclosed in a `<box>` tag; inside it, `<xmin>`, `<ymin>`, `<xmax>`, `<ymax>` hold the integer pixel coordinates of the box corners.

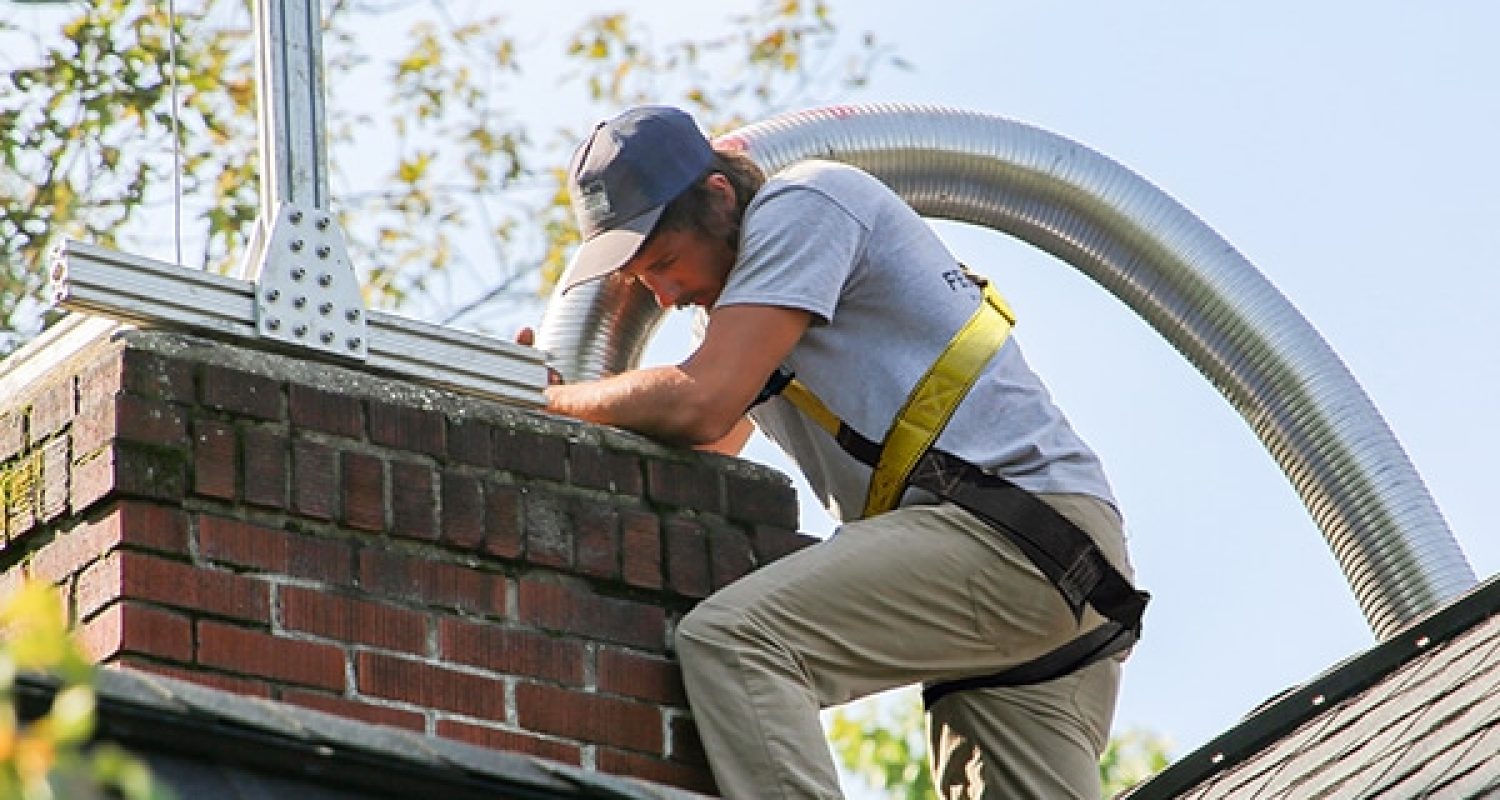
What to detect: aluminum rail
<box><xmin>536</xmin><ymin>103</ymin><xmax>1476</xmax><ymax>640</ymax></box>
<box><xmin>47</xmin><ymin>240</ymin><xmax>547</xmax><ymax>407</ymax></box>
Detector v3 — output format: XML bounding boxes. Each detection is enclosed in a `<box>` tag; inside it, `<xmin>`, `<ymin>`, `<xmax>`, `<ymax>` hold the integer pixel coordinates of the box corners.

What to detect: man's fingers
<box><xmin>515</xmin><ymin>326</ymin><xmax>536</xmax><ymax>347</ymax></box>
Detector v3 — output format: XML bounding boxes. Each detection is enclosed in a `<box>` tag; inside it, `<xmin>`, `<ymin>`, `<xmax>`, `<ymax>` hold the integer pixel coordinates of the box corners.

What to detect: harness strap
<box><xmin>863</xmin><ymin>280</ymin><xmax>1015</xmax><ymax>517</ymax></box>
<box><xmin>921</xmin><ymin>620</ymin><xmax>1136</xmax><ymax>708</ymax></box>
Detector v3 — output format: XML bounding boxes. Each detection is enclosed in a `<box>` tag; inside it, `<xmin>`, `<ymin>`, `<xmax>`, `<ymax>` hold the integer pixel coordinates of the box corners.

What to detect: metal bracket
<box><xmin>244</xmin><ymin>203</ymin><xmax>368</xmax><ymax>360</ymax></box>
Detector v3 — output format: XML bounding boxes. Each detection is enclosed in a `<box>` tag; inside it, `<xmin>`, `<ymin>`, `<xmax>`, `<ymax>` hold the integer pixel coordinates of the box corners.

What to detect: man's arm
<box><xmin>544</xmin><ymin>304</ymin><xmax>810</xmax><ymax>447</ymax></box>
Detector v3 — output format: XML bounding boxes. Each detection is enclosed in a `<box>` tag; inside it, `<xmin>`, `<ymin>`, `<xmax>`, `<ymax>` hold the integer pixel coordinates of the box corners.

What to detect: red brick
<box><xmin>198</xmin><ymin>516</ymin><xmax>352</xmax><ymax>584</ymax></box>
<box><xmin>568</xmin><ymin>443</ymin><xmax>642</xmax><ymax>495</ymax></box>
<box><xmin>357</xmin><ymin>651</ymin><xmax>506</xmax><ymax>720</ymax></box>
<box><xmin>115</xmin><ymin>394</ymin><xmax>187</xmax><ymax>449</ymax></box>
<box><xmin>664</xmin><ymin>518</ymin><xmax>710</xmax><ymax>599</ymax></box>
<box><xmin>439</xmin><ymin>471</ymin><xmax>482</xmax><ymax>550</ymax></box>
<box><xmin>574</xmin><ymin>505</ymin><xmax>618</xmax><ymax>580</ymax></box>
<box><xmin>436</xmin><ymin>719</ymin><xmax>582</xmax><ymax>765</ymax></box>
<box><xmin>358</xmin><ymin>549</ymin><xmax>506</xmax><ymax>617</ymax></box>
<box><xmin>71</xmin><ymin>399</ymin><xmax>114</xmax><ymax>459</ymax></box>
<box><xmin>280</xmin><ymin>689</ymin><xmax>426</xmax><ymax>732</ymax></box>
<box><xmin>200</xmin><ymin>365</ymin><xmax>282</xmax><ymax>421</ymax></box>
<box><xmin>77</xmin><ymin>600</ymin><xmax>193</xmax><ymax>663</ymax></box>
<box><xmin>389</xmin><ymin>461</ymin><xmax>436</xmax><ymax>541</ymax></box>
<box><xmin>445</xmin><ymin>419</ymin><xmax>491</xmax><ymax>467</ymax></box>
<box><xmin>597</xmin><ymin>647</ymin><xmax>686</xmax><ymax>706</ymax></box>
<box><xmin>28</xmin><ymin>379</ymin><xmax>74</xmax><ymax>440</ymax></box>
<box><xmin>117</xmin><ymin>658</ymin><xmax>273</xmax><ymax>699</ymax></box>
<box><xmin>1</xmin><ymin>409</ymin><xmax>26</xmax><ymax>461</ymax></box>
<box><xmin>114</xmin><ymin>501</ymin><xmax>191</xmax><ymax>553</ymax></box>
<box><xmin>522</xmin><ymin>492</ymin><xmax>571</xmax><ymax>568</ymax></box>
<box><xmin>493</xmin><ymin>427</ymin><xmax>566</xmax><ymax>482</ymax></box>
<box><xmin>646</xmin><ymin>460</ymin><xmax>721</xmax><ymax>513</ymax></box>
<box><xmin>70</xmin><ymin>443</ymin><xmax>113</xmax><ymax>514</ymax></box>
<box><xmin>198</xmin><ymin>620</ymin><xmax>346</xmax><ymax>690</ymax></box>
<box><xmin>598</xmin><ymin>746</ymin><xmax>716</xmax><ymax>795</ymax></box>
<box><xmin>726</xmin><ymin>472</ymin><xmax>799</xmax><ymax>529</ymax></box>
<box><xmin>242</xmin><ymin>427</ymin><xmax>288</xmax><ymax>509</ymax></box>
<box><xmin>39</xmin><ymin>436</ymin><xmax>69</xmax><ymax>523</ymax></box>
<box><xmin>288</xmin><ymin>384</ymin><xmax>364</xmax><ymax>439</ymax></box>
<box><xmin>708</xmin><ymin>523</ymin><xmax>756</xmax><ymax>590</ymax></box>
<box><xmin>281</xmin><ymin>586</ymin><xmax>428</xmax><ymax>655</ymax></box>
<box><xmin>438</xmin><ymin>618</ymin><xmax>584</xmax><ymax>686</ymax></box>
<box><xmin>517</xmin><ymin>579</ymin><xmax>666</xmax><ymax>651</ymax></box>
<box><xmin>368</xmin><ymin>401</ymin><xmax>444</xmax><ymax>458</ymax></box>
<box><xmin>111</xmin><ymin>443</ymin><xmax>188</xmax><ymax>503</ymax></box>
<box><xmin>292</xmin><ymin>439</ymin><xmax>336</xmax><ymax>520</ymax></box>
<box><xmin>667</xmin><ymin>713</ymin><xmax>709</xmax><ymax>767</ymax></box>
<box><xmin>119</xmin><ymin>349</ymin><xmax>195</xmax><ymax>403</ymax></box>
<box><xmin>78</xmin><ymin>551</ymin><xmax>270</xmax><ymax>623</ymax></box>
<box><xmin>29</xmin><ymin>514</ymin><xmax>117</xmax><ymax>585</ymax></box>
<box><xmin>341</xmin><ymin>451</ymin><xmax>384</xmax><ymax>532</ymax></box>
<box><xmin>191</xmin><ymin>419</ymin><xmax>237</xmax><ymax>500</ymax></box>
<box><xmin>481</xmin><ymin>481</ymin><xmax>522</xmax><ymax>559</ymax></box>
<box><xmin>516</xmin><ymin>681</ymin><xmax>663</xmax><ymax>753</ymax></box>
<box><xmin>76</xmin><ymin>354</ymin><xmax>123</xmax><ymax>408</ymax></box>
<box><xmin>620</xmin><ymin>511</ymin><xmax>662</xmax><ymax>591</ymax></box>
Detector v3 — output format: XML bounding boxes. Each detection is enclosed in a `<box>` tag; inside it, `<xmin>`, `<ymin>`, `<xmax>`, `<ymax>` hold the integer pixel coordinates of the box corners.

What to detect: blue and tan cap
<box><xmin>558</xmin><ymin>105</ymin><xmax>714</xmax><ymax>293</ymax></box>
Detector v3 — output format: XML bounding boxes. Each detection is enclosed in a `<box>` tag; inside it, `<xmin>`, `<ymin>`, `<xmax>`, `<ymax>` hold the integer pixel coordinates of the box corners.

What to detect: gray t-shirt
<box><xmin>714</xmin><ymin>160</ymin><xmax>1117</xmax><ymax>523</ymax></box>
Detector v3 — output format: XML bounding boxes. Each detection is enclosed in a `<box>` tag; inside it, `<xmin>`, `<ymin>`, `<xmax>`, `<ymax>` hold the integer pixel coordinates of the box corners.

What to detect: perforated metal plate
<box><xmin>252</xmin><ymin>203</ymin><xmax>368</xmax><ymax>359</ymax></box>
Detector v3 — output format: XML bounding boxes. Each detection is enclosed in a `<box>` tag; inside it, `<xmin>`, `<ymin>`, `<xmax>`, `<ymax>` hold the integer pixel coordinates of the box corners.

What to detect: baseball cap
<box><xmin>558</xmin><ymin>106</ymin><xmax>715</xmax><ymax>293</ymax></box>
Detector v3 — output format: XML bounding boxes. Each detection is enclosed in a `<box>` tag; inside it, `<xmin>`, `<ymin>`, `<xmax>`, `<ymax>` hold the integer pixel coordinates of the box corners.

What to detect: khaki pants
<box><xmin>675</xmin><ymin>495</ymin><xmax>1134</xmax><ymax>799</ymax></box>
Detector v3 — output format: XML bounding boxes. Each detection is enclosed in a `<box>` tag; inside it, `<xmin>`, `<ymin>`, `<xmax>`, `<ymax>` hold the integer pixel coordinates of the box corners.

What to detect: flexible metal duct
<box><xmin>535</xmin><ymin>103</ymin><xmax>1476</xmax><ymax>641</ymax></box>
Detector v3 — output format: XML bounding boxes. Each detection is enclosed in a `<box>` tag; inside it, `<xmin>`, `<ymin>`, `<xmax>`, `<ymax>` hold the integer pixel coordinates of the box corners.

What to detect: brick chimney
<box><xmin>0</xmin><ymin>326</ymin><xmax>813</xmax><ymax>795</ymax></box>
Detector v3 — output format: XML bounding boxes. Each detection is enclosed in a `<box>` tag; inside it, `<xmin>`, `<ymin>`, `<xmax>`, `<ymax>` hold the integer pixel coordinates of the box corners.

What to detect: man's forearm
<box><xmin>544</xmin><ymin>366</ymin><xmax>727</xmax><ymax>446</ymax></box>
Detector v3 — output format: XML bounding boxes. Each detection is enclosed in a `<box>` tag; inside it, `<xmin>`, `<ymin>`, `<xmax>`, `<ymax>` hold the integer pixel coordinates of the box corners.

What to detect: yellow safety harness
<box><xmin>781</xmin><ymin>272</ymin><xmax>1016</xmax><ymax>517</ymax></box>
<box><xmin>753</xmin><ymin>266</ymin><xmax>1148</xmax><ymax>707</ymax></box>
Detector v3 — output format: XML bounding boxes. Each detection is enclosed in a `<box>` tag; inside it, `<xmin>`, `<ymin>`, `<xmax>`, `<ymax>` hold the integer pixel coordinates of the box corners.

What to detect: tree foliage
<box><xmin>828</xmin><ymin>687</ymin><xmax>1173</xmax><ymax>798</ymax></box>
<box><xmin>0</xmin><ymin>581</ymin><xmax>172</xmax><ymax>799</ymax></box>
<box><xmin>0</xmin><ymin>0</ymin><xmax>905</xmax><ymax>352</ymax></box>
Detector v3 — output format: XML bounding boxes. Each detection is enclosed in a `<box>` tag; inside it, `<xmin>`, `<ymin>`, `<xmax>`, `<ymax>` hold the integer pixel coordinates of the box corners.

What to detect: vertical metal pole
<box><xmin>246</xmin><ymin>0</ymin><xmax>329</xmax><ymax>278</ymax></box>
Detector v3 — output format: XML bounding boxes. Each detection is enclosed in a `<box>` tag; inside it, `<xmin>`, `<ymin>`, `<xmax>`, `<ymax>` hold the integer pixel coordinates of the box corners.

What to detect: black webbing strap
<box><xmin>921</xmin><ymin>619</ymin><xmax>1137</xmax><ymax>708</ymax></box>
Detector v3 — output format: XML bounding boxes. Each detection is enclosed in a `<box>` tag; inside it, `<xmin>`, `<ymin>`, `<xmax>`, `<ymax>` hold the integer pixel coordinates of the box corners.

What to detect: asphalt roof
<box><xmin>15</xmin><ymin>667</ymin><xmax>708</xmax><ymax>800</ymax></box>
<box><xmin>1124</xmin><ymin>573</ymin><xmax>1500</xmax><ymax>799</ymax></box>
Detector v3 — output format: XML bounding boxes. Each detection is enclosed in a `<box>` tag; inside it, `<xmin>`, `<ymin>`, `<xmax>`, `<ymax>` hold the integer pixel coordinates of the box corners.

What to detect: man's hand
<box><xmin>515</xmin><ymin>326</ymin><xmax>564</xmax><ymax>386</ymax></box>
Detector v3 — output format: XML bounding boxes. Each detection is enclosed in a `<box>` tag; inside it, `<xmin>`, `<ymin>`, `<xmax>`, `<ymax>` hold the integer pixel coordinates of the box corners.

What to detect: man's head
<box><xmin>558</xmin><ymin>106</ymin><xmax>764</xmax><ymax>306</ymax></box>
<box><xmin>559</xmin><ymin>105</ymin><xmax>714</xmax><ymax>294</ymax></box>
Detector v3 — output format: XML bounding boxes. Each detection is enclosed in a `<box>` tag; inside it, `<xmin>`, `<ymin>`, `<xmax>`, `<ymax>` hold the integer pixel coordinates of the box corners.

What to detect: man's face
<box><xmin>621</xmin><ymin>226</ymin><xmax>735</xmax><ymax>310</ymax></box>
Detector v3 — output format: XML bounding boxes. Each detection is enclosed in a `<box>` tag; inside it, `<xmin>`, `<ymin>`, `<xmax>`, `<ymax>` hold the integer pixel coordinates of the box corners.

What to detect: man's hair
<box><xmin>649</xmin><ymin>149</ymin><xmax>766</xmax><ymax>240</ymax></box>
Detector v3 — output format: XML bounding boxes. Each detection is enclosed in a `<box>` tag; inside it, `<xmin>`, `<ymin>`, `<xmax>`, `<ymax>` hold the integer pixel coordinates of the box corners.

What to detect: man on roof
<box><xmin>536</xmin><ymin>104</ymin><xmax>1148</xmax><ymax>800</ymax></box>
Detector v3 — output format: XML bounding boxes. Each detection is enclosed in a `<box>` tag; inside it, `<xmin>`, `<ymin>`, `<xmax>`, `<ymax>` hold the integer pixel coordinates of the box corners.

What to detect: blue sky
<box><xmin>10</xmin><ymin>0</ymin><xmax>1498</xmax><ymax>786</ymax></box>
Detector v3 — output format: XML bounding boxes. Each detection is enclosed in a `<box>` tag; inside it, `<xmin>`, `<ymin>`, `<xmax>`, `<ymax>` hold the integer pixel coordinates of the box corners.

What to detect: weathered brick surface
<box><xmin>1</xmin><ymin>331</ymin><xmax>806</xmax><ymax>795</ymax></box>
<box><xmin>368</xmin><ymin>401</ymin><xmax>444</xmax><ymax>458</ymax></box>
<box><xmin>200</xmin><ymin>364</ymin><xmax>282</xmax><ymax>421</ymax></box>
<box><xmin>77</xmin><ymin>600</ymin><xmax>194</xmax><ymax>663</ymax></box>
<box><xmin>341</xmin><ymin>450</ymin><xmax>385</xmax><ymax>532</ymax></box>
<box><xmin>517</xmin><ymin>578</ymin><xmax>666</xmax><ymax>652</ymax></box>
<box><xmin>288</xmin><ymin>384</ymin><xmax>364</xmax><ymax>439</ymax></box>
<box><xmin>357</xmin><ymin>651</ymin><xmax>507</xmax><ymax>720</ymax></box>
<box><xmin>620</xmin><ymin>511</ymin><xmax>663</xmax><ymax>591</ymax></box>
<box><xmin>439</xmin><ymin>617</ymin><xmax>584</xmax><ymax>686</ymax></box>
<box><xmin>280</xmin><ymin>586</ymin><xmax>427</xmax><ymax>655</ymax></box>
<box><xmin>198</xmin><ymin>620</ymin><xmax>345</xmax><ymax>690</ymax></box>
<box><xmin>191</xmin><ymin>419</ymin><xmax>237</xmax><ymax>500</ymax></box>
<box><xmin>516</xmin><ymin>681</ymin><xmax>663</xmax><ymax>753</ymax></box>
<box><xmin>358</xmin><ymin>548</ymin><xmax>506</xmax><ymax>617</ymax></box>
<box><xmin>389</xmin><ymin>461</ymin><xmax>436</xmax><ymax>541</ymax></box>
<box><xmin>241</xmin><ymin>427</ymin><xmax>289</xmax><ymax>509</ymax></box>
<box><xmin>664</xmin><ymin>517</ymin><xmax>711</xmax><ymax>599</ymax></box>
<box><xmin>647</xmin><ymin>459</ymin><xmax>721</xmax><ymax>513</ymax></box>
